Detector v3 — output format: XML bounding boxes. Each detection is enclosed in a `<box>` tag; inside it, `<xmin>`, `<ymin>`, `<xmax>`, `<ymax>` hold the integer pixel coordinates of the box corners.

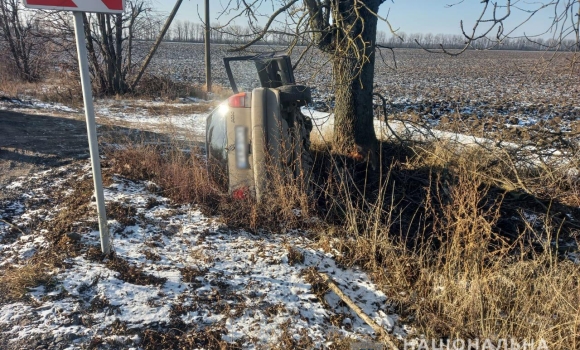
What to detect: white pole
<box><xmin>72</xmin><ymin>11</ymin><xmax>111</xmax><ymax>255</ymax></box>
<box><xmin>205</xmin><ymin>0</ymin><xmax>211</xmax><ymax>94</ymax></box>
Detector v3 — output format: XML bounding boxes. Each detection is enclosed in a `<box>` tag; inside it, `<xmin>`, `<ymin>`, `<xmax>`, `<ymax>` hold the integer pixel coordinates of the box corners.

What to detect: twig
<box><xmin>0</xmin><ymin>219</ymin><xmax>25</xmax><ymax>235</ymax></box>
<box><xmin>317</xmin><ymin>270</ymin><xmax>399</xmax><ymax>349</ymax></box>
<box><xmin>373</xmin><ymin>92</ymin><xmax>403</xmax><ymax>144</ymax></box>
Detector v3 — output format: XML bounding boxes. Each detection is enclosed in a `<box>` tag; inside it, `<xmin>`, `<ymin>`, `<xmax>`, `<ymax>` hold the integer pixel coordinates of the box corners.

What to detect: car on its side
<box><xmin>206</xmin><ymin>54</ymin><xmax>313</xmax><ymax>201</ymax></box>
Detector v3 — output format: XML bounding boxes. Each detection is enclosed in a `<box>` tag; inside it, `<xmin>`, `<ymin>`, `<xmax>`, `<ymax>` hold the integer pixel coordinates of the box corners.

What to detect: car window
<box><xmin>206</xmin><ymin>106</ymin><xmax>229</xmax><ymax>188</ymax></box>
<box><xmin>228</xmin><ymin>60</ymin><xmax>262</xmax><ymax>92</ymax></box>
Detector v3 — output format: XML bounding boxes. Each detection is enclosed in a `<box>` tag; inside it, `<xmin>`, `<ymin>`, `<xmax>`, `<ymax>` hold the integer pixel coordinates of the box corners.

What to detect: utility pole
<box><xmin>131</xmin><ymin>0</ymin><xmax>183</xmax><ymax>91</ymax></box>
<box><xmin>205</xmin><ymin>0</ymin><xmax>212</xmax><ymax>94</ymax></box>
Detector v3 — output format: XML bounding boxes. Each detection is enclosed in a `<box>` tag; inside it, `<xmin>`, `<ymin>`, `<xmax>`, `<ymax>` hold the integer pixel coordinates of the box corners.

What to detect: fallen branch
<box><xmin>317</xmin><ymin>270</ymin><xmax>399</xmax><ymax>349</ymax></box>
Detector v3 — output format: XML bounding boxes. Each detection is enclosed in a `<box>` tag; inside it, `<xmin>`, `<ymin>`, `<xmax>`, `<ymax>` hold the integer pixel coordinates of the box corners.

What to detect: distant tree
<box><xmin>0</xmin><ymin>0</ymin><xmax>45</xmax><ymax>82</ymax></box>
<box><xmin>41</xmin><ymin>0</ymin><xmax>175</xmax><ymax>95</ymax></box>
<box><xmin>175</xmin><ymin>20</ymin><xmax>184</xmax><ymax>41</ymax></box>
<box><xmin>418</xmin><ymin>1</ymin><xmax>580</xmax><ymax>56</ymax></box>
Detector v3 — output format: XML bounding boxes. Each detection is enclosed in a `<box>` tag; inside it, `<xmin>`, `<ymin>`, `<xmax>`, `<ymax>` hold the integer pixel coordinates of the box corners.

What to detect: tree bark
<box><xmin>114</xmin><ymin>13</ymin><xmax>125</xmax><ymax>93</ymax></box>
<box><xmin>330</xmin><ymin>0</ymin><xmax>380</xmax><ymax>156</ymax></box>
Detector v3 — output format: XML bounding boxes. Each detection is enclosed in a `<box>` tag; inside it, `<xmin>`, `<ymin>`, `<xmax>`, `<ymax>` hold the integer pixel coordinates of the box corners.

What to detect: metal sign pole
<box><xmin>72</xmin><ymin>11</ymin><xmax>111</xmax><ymax>255</ymax></box>
<box><xmin>204</xmin><ymin>0</ymin><xmax>211</xmax><ymax>94</ymax></box>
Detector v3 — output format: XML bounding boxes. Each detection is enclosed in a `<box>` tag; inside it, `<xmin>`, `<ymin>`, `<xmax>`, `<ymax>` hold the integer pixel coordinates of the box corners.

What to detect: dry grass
<box><xmin>0</xmin><ymin>73</ymin><xmax>83</xmax><ymax>108</ymax></box>
<box><xmin>105</xmin><ymin>141</ymin><xmax>315</xmax><ymax>233</ymax></box>
<box><xmin>0</xmin><ymin>67</ymin><xmax>230</xmax><ymax>109</ymax></box>
<box><xmin>320</xmin><ymin>140</ymin><xmax>580</xmax><ymax>348</ymax></box>
<box><xmin>105</xmin><ymin>143</ymin><xmax>219</xmax><ymax>207</ymax></box>
<box><xmin>140</xmin><ymin>327</ymin><xmax>236</xmax><ymax>350</ymax></box>
<box><xmin>0</xmin><ymin>263</ymin><xmax>54</xmax><ymax>303</ymax></box>
<box><xmin>102</xmin><ymin>131</ymin><xmax>580</xmax><ymax>348</ymax></box>
<box><xmin>134</xmin><ymin>74</ymin><xmax>232</xmax><ymax>101</ymax></box>
<box><xmin>105</xmin><ymin>254</ymin><xmax>167</xmax><ymax>286</ymax></box>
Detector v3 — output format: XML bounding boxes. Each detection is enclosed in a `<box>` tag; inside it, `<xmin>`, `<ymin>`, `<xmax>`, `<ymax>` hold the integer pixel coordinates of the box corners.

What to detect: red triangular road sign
<box><xmin>23</xmin><ymin>0</ymin><xmax>124</xmax><ymax>13</ymax></box>
<box><xmin>26</xmin><ymin>0</ymin><xmax>77</xmax><ymax>7</ymax></box>
<box><xmin>101</xmin><ymin>0</ymin><xmax>123</xmax><ymax>10</ymax></box>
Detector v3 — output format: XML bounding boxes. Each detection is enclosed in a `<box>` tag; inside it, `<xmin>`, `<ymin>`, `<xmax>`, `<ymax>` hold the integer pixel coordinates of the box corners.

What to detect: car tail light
<box><xmin>228</xmin><ymin>92</ymin><xmax>250</xmax><ymax>108</ymax></box>
<box><xmin>232</xmin><ymin>187</ymin><xmax>248</xmax><ymax>200</ymax></box>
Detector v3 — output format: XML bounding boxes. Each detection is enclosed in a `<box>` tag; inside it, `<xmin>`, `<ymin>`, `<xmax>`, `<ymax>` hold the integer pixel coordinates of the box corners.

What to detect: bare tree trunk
<box><xmin>333</xmin><ymin>57</ymin><xmax>378</xmax><ymax>155</ymax></box>
<box><xmin>0</xmin><ymin>0</ymin><xmax>39</xmax><ymax>82</ymax></box>
<box><xmin>84</xmin><ymin>14</ymin><xmax>107</xmax><ymax>89</ymax></box>
<box><xmin>114</xmin><ymin>14</ymin><xmax>123</xmax><ymax>92</ymax></box>
<box><xmin>331</xmin><ymin>0</ymin><xmax>380</xmax><ymax>157</ymax></box>
<box><xmin>131</xmin><ymin>0</ymin><xmax>183</xmax><ymax>91</ymax></box>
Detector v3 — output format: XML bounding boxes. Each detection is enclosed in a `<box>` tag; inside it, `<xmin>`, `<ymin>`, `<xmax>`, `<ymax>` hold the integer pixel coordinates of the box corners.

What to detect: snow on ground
<box><xmin>0</xmin><ymin>95</ymin><xmax>212</xmax><ymax>142</ymax></box>
<box><xmin>95</xmin><ymin>99</ymin><xmax>210</xmax><ymax>140</ymax></box>
<box><xmin>303</xmin><ymin>107</ymin><xmax>580</xmax><ymax>174</ymax></box>
<box><xmin>0</xmin><ymin>96</ymin><xmax>78</xmax><ymax>114</ymax></box>
<box><xmin>0</xmin><ymin>163</ymin><xmax>404</xmax><ymax>349</ymax></box>
<box><xmin>303</xmin><ymin>107</ymin><xmax>517</xmax><ymax>148</ymax></box>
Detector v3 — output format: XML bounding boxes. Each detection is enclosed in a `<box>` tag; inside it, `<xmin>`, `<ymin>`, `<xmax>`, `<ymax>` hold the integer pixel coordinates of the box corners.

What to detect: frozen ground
<box><xmin>94</xmin><ymin>98</ymin><xmax>210</xmax><ymax>141</ymax></box>
<box><xmin>0</xmin><ymin>162</ymin><xmax>404</xmax><ymax>349</ymax></box>
<box><xmin>0</xmin><ymin>95</ymin><xmax>211</xmax><ymax>143</ymax></box>
<box><xmin>0</xmin><ymin>98</ymin><xmax>405</xmax><ymax>348</ymax></box>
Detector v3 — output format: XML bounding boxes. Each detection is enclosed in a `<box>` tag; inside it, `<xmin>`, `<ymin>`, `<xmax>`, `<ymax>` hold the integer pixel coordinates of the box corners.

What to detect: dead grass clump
<box><xmin>285</xmin><ymin>244</ymin><xmax>304</xmax><ymax>266</ymax></box>
<box><xmin>180</xmin><ymin>266</ymin><xmax>207</xmax><ymax>283</ymax></box>
<box><xmin>217</xmin><ymin>159</ymin><xmax>315</xmax><ymax>232</ymax></box>
<box><xmin>29</xmin><ymin>174</ymin><xmax>97</xmax><ymax>270</ymax></box>
<box><xmin>42</xmin><ymin>175</ymin><xmax>94</xmax><ymax>241</ymax></box>
<box><xmin>141</xmin><ymin>327</ymin><xmax>234</xmax><ymax>350</ymax></box>
<box><xmin>0</xmin><ymin>67</ymin><xmax>83</xmax><ymax>108</ymax></box>
<box><xmin>216</xmin><ymin>187</ymin><xmax>312</xmax><ymax>232</ymax></box>
<box><xmin>107</xmin><ymin>202</ymin><xmax>137</xmax><ymax>227</ymax></box>
<box><xmin>105</xmin><ymin>144</ymin><xmax>220</xmax><ymax>209</ymax></box>
<box><xmin>105</xmin><ymin>255</ymin><xmax>167</xmax><ymax>286</ymax></box>
<box><xmin>324</xmin><ymin>140</ymin><xmax>580</xmax><ymax>349</ymax></box>
<box><xmin>86</xmin><ymin>245</ymin><xmax>107</xmax><ymax>262</ymax></box>
<box><xmin>142</xmin><ymin>103</ymin><xmax>216</xmax><ymax>116</ymax></box>
<box><xmin>270</xmin><ymin>320</ymin><xmax>315</xmax><ymax>350</ymax></box>
<box><xmin>132</xmin><ymin>74</ymin><xmax>232</xmax><ymax>101</ymax></box>
<box><xmin>142</xmin><ymin>249</ymin><xmax>161</xmax><ymax>262</ymax></box>
<box><xmin>0</xmin><ymin>263</ymin><xmax>54</xmax><ymax>303</ymax></box>
<box><xmin>131</xmin><ymin>74</ymin><xmax>202</xmax><ymax>100</ymax></box>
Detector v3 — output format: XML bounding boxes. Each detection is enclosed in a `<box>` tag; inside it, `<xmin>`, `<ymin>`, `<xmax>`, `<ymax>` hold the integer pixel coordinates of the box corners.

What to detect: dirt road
<box><xmin>0</xmin><ymin>110</ymin><xmax>91</xmax><ymax>195</ymax></box>
<box><xmin>0</xmin><ymin>107</ymin><xmax>190</xmax><ymax>198</ymax></box>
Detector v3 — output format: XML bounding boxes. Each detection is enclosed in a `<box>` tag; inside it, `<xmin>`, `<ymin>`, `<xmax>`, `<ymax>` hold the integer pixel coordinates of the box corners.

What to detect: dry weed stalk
<box><xmin>327</xmin><ymin>138</ymin><xmax>580</xmax><ymax>347</ymax></box>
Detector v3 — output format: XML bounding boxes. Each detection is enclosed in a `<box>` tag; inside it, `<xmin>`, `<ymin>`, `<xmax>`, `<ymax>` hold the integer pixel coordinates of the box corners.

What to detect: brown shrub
<box><xmin>105</xmin><ymin>143</ymin><xmax>220</xmax><ymax>208</ymax></box>
<box><xmin>0</xmin><ymin>263</ymin><xmax>54</xmax><ymax>303</ymax></box>
<box><xmin>133</xmin><ymin>74</ymin><xmax>232</xmax><ymax>101</ymax></box>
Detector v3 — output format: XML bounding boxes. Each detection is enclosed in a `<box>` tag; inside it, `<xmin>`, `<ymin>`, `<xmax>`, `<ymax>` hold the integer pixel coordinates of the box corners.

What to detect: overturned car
<box><xmin>206</xmin><ymin>54</ymin><xmax>313</xmax><ymax>201</ymax></box>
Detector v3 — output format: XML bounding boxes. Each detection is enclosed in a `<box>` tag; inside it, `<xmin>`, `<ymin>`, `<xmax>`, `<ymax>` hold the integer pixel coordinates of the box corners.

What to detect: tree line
<box><xmin>163</xmin><ymin>19</ymin><xmax>579</xmax><ymax>52</ymax></box>
<box><xmin>1</xmin><ymin>0</ymin><xmax>578</xmax><ymax>98</ymax></box>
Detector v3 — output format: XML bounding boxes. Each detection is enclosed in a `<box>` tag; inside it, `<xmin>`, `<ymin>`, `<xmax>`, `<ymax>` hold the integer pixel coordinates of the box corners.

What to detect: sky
<box><xmin>153</xmin><ymin>0</ymin><xmax>563</xmax><ymax>38</ymax></box>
